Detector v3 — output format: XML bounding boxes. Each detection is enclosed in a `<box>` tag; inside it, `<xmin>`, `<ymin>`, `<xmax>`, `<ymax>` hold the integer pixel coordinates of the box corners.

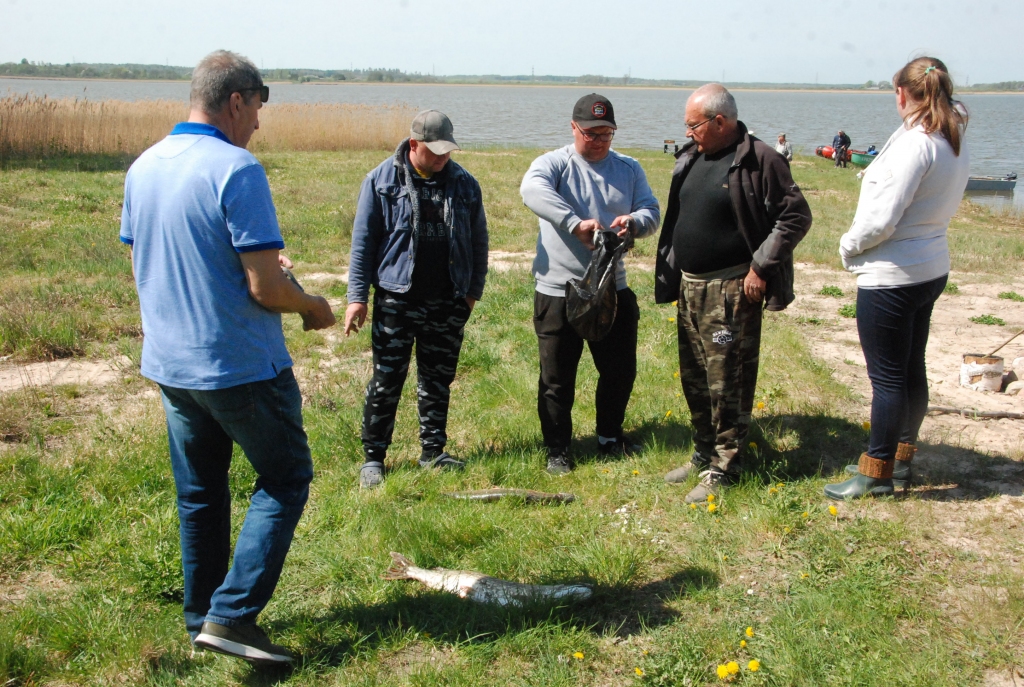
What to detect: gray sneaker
<box><xmin>194</xmin><ymin>621</ymin><xmax>294</xmax><ymax>665</ymax></box>
<box><xmin>418</xmin><ymin>452</ymin><xmax>465</xmax><ymax>470</ymax></box>
<box><xmin>665</xmin><ymin>453</ymin><xmax>710</xmax><ymax>484</ymax></box>
<box><xmin>684</xmin><ymin>469</ymin><xmax>726</xmax><ymax>504</ymax></box>
<box><xmin>359</xmin><ymin>462</ymin><xmax>385</xmax><ymax>489</ymax></box>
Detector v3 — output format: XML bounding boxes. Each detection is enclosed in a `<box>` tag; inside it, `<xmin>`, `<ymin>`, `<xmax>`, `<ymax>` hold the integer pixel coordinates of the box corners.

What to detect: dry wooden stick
<box><xmin>927</xmin><ymin>405</ymin><xmax>1024</xmax><ymax>420</ymax></box>
<box><xmin>987</xmin><ymin>326</ymin><xmax>1024</xmax><ymax>357</ymax></box>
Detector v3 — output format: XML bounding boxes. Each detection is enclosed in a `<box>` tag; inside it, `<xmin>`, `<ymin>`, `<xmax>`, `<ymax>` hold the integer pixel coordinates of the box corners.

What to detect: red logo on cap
<box><xmin>592</xmin><ymin>103</ymin><xmax>606</xmax><ymax>118</ymax></box>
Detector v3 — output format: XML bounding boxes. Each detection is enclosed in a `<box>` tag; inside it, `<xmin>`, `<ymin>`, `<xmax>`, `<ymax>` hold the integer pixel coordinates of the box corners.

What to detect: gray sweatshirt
<box><xmin>520</xmin><ymin>145</ymin><xmax>660</xmax><ymax>296</ymax></box>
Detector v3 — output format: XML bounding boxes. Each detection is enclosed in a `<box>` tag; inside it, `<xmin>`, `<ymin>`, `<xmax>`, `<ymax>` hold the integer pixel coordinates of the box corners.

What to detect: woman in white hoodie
<box><xmin>825</xmin><ymin>57</ymin><xmax>970</xmax><ymax>500</ymax></box>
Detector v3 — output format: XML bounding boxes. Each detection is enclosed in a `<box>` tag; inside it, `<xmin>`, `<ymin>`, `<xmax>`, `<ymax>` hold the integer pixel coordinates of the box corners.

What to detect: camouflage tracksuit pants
<box><xmin>361</xmin><ymin>291</ymin><xmax>471</xmax><ymax>463</ymax></box>
<box><xmin>677</xmin><ymin>276</ymin><xmax>763</xmax><ymax>475</ymax></box>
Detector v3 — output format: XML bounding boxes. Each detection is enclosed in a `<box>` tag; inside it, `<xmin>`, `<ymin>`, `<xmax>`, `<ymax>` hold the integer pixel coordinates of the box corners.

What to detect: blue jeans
<box><xmin>856</xmin><ymin>276</ymin><xmax>946</xmax><ymax>461</ymax></box>
<box><xmin>159</xmin><ymin>368</ymin><xmax>313</xmax><ymax>638</ymax></box>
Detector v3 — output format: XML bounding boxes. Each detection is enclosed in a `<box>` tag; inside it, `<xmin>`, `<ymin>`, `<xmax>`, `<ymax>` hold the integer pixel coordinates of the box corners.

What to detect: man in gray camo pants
<box><xmin>654</xmin><ymin>84</ymin><xmax>811</xmax><ymax>503</ymax></box>
<box><xmin>344</xmin><ymin>110</ymin><xmax>488</xmax><ymax>488</ymax></box>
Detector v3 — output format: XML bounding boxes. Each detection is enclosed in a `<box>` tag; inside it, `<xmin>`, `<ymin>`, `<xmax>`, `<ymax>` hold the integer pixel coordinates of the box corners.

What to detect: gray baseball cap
<box><xmin>410</xmin><ymin>109</ymin><xmax>460</xmax><ymax>155</ymax></box>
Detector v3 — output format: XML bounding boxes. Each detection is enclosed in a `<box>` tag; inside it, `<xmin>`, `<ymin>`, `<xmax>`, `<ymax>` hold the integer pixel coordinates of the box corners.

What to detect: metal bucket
<box><xmin>960</xmin><ymin>353</ymin><xmax>1004</xmax><ymax>391</ymax></box>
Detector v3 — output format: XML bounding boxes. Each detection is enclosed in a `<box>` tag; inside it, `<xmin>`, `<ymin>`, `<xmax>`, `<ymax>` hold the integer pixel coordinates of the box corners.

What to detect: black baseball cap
<box><xmin>572</xmin><ymin>93</ymin><xmax>616</xmax><ymax>130</ymax></box>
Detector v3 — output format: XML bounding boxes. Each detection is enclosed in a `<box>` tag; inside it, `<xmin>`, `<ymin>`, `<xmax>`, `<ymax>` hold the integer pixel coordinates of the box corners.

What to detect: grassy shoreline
<box><xmin>1</xmin><ymin>150</ymin><xmax>1022</xmax><ymax>686</ymax></box>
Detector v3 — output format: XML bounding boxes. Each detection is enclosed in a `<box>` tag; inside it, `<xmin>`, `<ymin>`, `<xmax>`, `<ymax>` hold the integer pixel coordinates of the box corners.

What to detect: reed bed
<box><xmin>0</xmin><ymin>95</ymin><xmax>415</xmax><ymax>160</ymax></box>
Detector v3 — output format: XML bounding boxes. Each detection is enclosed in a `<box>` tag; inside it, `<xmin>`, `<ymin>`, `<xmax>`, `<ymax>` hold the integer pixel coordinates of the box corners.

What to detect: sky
<box><xmin>3</xmin><ymin>0</ymin><xmax>1022</xmax><ymax>85</ymax></box>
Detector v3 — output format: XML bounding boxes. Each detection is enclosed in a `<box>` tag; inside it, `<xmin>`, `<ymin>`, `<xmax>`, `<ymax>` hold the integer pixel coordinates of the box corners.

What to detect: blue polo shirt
<box><xmin>120</xmin><ymin>122</ymin><xmax>292</xmax><ymax>390</ymax></box>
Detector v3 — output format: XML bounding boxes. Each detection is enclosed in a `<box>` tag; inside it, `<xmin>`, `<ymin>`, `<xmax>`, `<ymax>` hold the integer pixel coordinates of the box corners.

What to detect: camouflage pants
<box><xmin>677</xmin><ymin>276</ymin><xmax>762</xmax><ymax>475</ymax></box>
<box><xmin>361</xmin><ymin>291</ymin><xmax>471</xmax><ymax>462</ymax></box>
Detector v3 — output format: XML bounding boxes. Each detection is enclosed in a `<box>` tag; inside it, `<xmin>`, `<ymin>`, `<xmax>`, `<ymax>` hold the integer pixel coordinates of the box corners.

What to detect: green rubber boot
<box><xmin>825</xmin><ymin>453</ymin><xmax>895</xmax><ymax>500</ymax></box>
<box><xmin>843</xmin><ymin>442</ymin><xmax>914</xmax><ymax>489</ymax></box>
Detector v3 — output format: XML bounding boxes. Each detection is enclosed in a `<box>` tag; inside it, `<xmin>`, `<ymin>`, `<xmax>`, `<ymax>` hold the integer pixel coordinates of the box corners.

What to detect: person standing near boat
<box><xmin>657</xmin><ymin>84</ymin><xmax>812</xmax><ymax>503</ymax></box>
<box><xmin>832</xmin><ymin>129</ymin><xmax>851</xmax><ymax>168</ymax></box>
<box><xmin>824</xmin><ymin>57</ymin><xmax>970</xmax><ymax>500</ymax></box>
<box><xmin>775</xmin><ymin>133</ymin><xmax>794</xmax><ymax>161</ymax></box>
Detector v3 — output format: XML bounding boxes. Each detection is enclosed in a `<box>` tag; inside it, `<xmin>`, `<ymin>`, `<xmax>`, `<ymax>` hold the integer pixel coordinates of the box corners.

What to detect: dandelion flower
<box><xmin>747</xmin><ymin>659</ymin><xmax>760</xmax><ymax>672</ymax></box>
<box><xmin>708</xmin><ymin>503</ymin><xmax>718</xmax><ymax>513</ymax></box>
<box><xmin>756</xmin><ymin>401</ymin><xmax>766</xmax><ymax>410</ymax></box>
<box><xmin>748</xmin><ymin>442</ymin><xmax>757</xmax><ymax>450</ymax></box>
<box><xmin>707</xmin><ymin>494</ymin><xmax>716</xmax><ymax>502</ymax></box>
<box><xmin>829</xmin><ymin>505</ymin><xmax>838</xmax><ymax>516</ymax></box>
<box><xmin>802</xmin><ymin>511</ymin><xmax>809</xmax><ymax>518</ymax></box>
<box><xmin>690</xmin><ymin>503</ymin><xmax>697</xmax><ymax>510</ymax></box>
<box><xmin>673</xmin><ymin>371</ymin><xmax>680</xmax><ymax>378</ymax></box>
<box><xmin>783</xmin><ymin>526</ymin><xmax>791</xmax><ymax>533</ymax></box>
<box><xmin>716</xmin><ymin>664</ymin><xmax>730</xmax><ymax>679</ymax></box>
<box><xmin>633</xmin><ymin>470</ymin><xmax>640</xmax><ymax>476</ymax></box>
<box><xmin>573</xmin><ymin>651</ymin><xmax>584</xmax><ymax>660</ymax></box>
<box><xmin>635</xmin><ymin>667</ymin><xmax>645</xmax><ymax>676</ymax></box>
<box><xmin>745</xmin><ymin>626</ymin><xmax>754</xmax><ymax>638</ymax></box>
<box><xmin>739</xmin><ymin>639</ymin><xmax>747</xmax><ymax>648</ymax></box>
<box><xmin>668</xmin><ymin>317</ymin><xmax>676</xmax><ymax>323</ymax></box>
<box><xmin>665</xmin><ymin>410</ymin><xmax>673</xmax><ymax>418</ymax></box>
<box><xmin>726</xmin><ymin>661</ymin><xmax>740</xmax><ymax>675</ymax></box>
<box><xmin>777</xmin><ymin>482</ymin><xmax>784</xmax><ymax>488</ymax></box>
<box><xmin>800</xmin><ymin>572</ymin><xmax>809</xmax><ymax>579</ymax></box>
<box><xmin>642</xmin><ymin>649</ymin><xmax>649</xmax><ymax>655</ymax></box>
<box><xmin>722</xmin><ymin>554</ymin><xmax>728</xmax><ymax>560</ymax></box>
<box><xmin>768</xmin><ymin>487</ymin><xmax>778</xmax><ymax>495</ymax></box>
<box><xmin>862</xmin><ymin>421</ymin><xmax>871</xmax><ymax>431</ymax></box>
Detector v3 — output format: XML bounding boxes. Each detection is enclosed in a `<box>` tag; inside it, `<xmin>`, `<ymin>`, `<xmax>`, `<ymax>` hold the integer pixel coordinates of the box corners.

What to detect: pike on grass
<box><xmin>383</xmin><ymin>553</ymin><xmax>593</xmax><ymax>607</ymax></box>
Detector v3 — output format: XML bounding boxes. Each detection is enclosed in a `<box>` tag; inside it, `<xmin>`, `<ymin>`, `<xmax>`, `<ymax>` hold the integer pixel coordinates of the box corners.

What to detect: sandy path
<box><xmin>0</xmin><ymin>358</ymin><xmax>130</xmax><ymax>393</ymax></box>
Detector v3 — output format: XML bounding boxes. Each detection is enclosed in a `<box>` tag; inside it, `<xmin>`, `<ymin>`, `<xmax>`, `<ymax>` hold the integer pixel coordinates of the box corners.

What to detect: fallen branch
<box><xmin>927</xmin><ymin>405</ymin><xmax>1024</xmax><ymax>420</ymax></box>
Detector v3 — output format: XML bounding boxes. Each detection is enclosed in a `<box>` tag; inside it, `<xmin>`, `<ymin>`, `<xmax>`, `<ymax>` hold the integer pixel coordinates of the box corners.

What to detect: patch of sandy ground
<box><xmin>787</xmin><ymin>262</ymin><xmax>1024</xmax><ymax>459</ymax></box>
<box><xmin>0</xmin><ymin>356</ymin><xmax>132</xmax><ymax>393</ymax></box>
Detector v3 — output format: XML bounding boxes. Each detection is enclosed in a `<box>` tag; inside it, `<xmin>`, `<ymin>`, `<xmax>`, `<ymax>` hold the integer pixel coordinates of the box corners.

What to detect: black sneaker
<box><xmin>546</xmin><ymin>450</ymin><xmax>573</xmax><ymax>475</ymax></box>
<box><xmin>194</xmin><ymin>621</ymin><xmax>294</xmax><ymax>665</ymax></box>
<box><xmin>598</xmin><ymin>435</ymin><xmax>643</xmax><ymax>457</ymax></box>
<box><xmin>417</xmin><ymin>451</ymin><xmax>466</xmax><ymax>470</ymax></box>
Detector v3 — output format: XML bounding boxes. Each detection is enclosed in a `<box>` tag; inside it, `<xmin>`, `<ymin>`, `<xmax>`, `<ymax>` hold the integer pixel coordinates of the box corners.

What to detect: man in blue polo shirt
<box><xmin>120</xmin><ymin>50</ymin><xmax>335</xmax><ymax>665</ymax></box>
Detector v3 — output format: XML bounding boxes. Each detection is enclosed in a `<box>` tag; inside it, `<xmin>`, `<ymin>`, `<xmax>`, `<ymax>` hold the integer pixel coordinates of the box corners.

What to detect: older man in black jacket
<box><xmin>656</xmin><ymin>83</ymin><xmax>812</xmax><ymax>503</ymax></box>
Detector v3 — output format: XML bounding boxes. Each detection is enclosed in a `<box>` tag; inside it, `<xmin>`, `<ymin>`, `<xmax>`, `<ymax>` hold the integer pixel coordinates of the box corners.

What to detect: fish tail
<box><xmin>383</xmin><ymin>552</ymin><xmax>414</xmax><ymax>580</ymax></box>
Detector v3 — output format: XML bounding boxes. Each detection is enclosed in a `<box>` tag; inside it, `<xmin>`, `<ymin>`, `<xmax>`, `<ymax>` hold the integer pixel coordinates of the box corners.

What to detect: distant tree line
<box><xmin>2</xmin><ymin>60</ymin><xmax>1022</xmax><ymax>91</ymax></box>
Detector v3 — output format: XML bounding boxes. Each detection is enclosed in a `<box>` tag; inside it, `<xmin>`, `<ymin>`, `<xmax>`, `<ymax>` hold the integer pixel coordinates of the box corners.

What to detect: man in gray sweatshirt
<box><xmin>520</xmin><ymin>93</ymin><xmax>660</xmax><ymax>474</ymax></box>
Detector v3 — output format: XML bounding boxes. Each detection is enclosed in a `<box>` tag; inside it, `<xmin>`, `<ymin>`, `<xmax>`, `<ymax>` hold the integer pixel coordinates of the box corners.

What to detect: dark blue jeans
<box><xmin>856</xmin><ymin>275</ymin><xmax>946</xmax><ymax>461</ymax></box>
<box><xmin>159</xmin><ymin>368</ymin><xmax>313</xmax><ymax>639</ymax></box>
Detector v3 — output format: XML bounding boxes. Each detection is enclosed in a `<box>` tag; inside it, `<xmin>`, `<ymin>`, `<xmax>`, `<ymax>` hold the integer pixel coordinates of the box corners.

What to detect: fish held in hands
<box><xmin>383</xmin><ymin>553</ymin><xmax>593</xmax><ymax>607</ymax></box>
<box><xmin>443</xmin><ymin>488</ymin><xmax>576</xmax><ymax>504</ymax></box>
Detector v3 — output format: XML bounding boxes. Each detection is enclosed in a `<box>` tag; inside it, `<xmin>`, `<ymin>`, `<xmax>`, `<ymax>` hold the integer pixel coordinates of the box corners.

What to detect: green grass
<box><xmin>998</xmin><ymin>291</ymin><xmax>1024</xmax><ymax>302</ymax></box>
<box><xmin>943</xmin><ymin>282</ymin><xmax>960</xmax><ymax>295</ymax></box>
<box><xmin>838</xmin><ymin>303</ymin><xmax>857</xmax><ymax>318</ymax></box>
<box><xmin>970</xmin><ymin>314</ymin><xmax>1006</xmax><ymax>326</ymax></box>
<box><xmin>819</xmin><ymin>285</ymin><xmax>844</xmax><ymax>298</ymax></box>
<box><xmin>1</xmin><ymin>151</ymin><xmax>1022</xmax><ymax>685</ymax></box>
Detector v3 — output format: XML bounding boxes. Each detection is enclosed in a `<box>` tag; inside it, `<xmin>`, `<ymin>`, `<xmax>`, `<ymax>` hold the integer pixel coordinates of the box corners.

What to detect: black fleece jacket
<box><xmin>654</xmin><ymin>122</ymin><xmax>812</xmax><ymax>311</ymax></box>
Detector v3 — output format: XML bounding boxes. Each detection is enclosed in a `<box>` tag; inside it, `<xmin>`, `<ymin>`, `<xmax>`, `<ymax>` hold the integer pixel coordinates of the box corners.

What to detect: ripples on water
<box><xmin>3</xmin><ymin>78</ymin><xmax>1021</xmax><ymax>207</ymax></box>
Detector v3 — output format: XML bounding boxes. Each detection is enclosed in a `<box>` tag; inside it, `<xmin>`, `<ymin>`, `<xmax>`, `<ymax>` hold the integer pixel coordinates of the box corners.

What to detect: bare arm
<box><xmin>239</xmin><ymin>249</ymin><xmax>336</xmax><ymax>330</ymax></box>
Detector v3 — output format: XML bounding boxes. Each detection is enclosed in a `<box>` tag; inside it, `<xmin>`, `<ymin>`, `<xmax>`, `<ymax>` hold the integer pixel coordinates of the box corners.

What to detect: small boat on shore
<box><xmin>965</xmin><ymin>174</ymin><xmax>1017</xmax><ymax>192</ymax></box>
<box><xmin>849</xmin><ymin>150</ymin><xmax>877</xmax><ymax>166</ymax></box>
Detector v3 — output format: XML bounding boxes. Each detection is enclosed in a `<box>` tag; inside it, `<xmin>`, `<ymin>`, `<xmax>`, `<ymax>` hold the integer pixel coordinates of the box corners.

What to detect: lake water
<box><xmin>4</xmin><ymin>77</ymin><xmax>1022</xmax><ymax>207</ymax></box>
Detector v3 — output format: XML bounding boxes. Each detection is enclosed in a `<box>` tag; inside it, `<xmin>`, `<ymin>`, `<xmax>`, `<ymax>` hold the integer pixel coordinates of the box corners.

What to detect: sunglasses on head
<box><xmin>238</xmin><ymin>85</ymin><xmax>269</xmax><ymax>103</ymax></box>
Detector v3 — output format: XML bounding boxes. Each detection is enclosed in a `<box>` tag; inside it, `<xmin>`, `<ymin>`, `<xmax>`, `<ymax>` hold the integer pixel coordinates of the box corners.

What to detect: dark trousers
<box><xmin>677</xmin><ymin>276</ymin><xmax>762</xmax><ymax>475</ymax></box>
<box><xmin>534</xmin><ymin>288</ymin><xmax>639</xmax><ymax>452</ymax></box>
<box><xmin>362</xmin><ymin>291</ymin><xmax>470</xmax><ymax>462</ymax></box>
<box><xmin>159</xmin><ymin>368</ymin><xmax>313</xmax><ymax>638</ymax></box>
<box><xmin>856</xmin><ymin>276</ymin><xmax>946</xmax><ymax>461</ymax></box>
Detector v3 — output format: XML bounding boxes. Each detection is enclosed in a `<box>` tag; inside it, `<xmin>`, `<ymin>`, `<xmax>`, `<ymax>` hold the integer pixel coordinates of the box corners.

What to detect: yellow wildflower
<box><xmin>673</xmin><ymin>370</ymin><xmax>680</xmax><ymax>378</ymax></box>
<box><xmin>829</xmin><ymin>505</ymin><xmax>838</xmax><ymax>516</ymax></box>
<box><xmin>756</xmin><ymin>401</ymin><xmax>766</xmax><ymax>410</ymax></box>
<box><xmin>862</xmin><ymin>421</ymin><xmax>871</xmax><ymax>431</ymax></box>
<box><xmin>748</xmin><ymin>442</ymin><xmax>757</xmax><ymax>450</ymax></box>
<box><xmin>632</xmin><ymin>470</ymin><xmax>640</xmax><ymax>476</ymax></box>
<box><xmin>716</xmin><ymin>664</ymin><xmax>730</xmax><ymax>679</ymax></box>
<box><xmin>603</xmin><ymin>468</ymin><xmax>610</xmax><ymax>473</ymax></box>
<box><xmin>573</xmin><ymin>651</ymin><xmax>584</xmax><ymax>660</ymax></box>
<box><xmin>642</xmin><ymin>649</ymin><xmax>649</xmax><ymax>655</ymax></box>
<box><xmin>802</xmin><ymin>511</ymin><xmax>809</xmax><ymax>518</ymax></box>
<box><xmin>665</xmin><ymin>410</ymin><xmax>673</xmax><ymax>418</ymax></box>
<box><xmin>635</xmin><ymin>667</ymin><xmax>645</xmax><ymax>676</ymax></box>
<box><xmin>800</xmin><ymin>572</ymin><xmax>809</xmax><ymax>579</ymax></box>
<box><xmin>739</xmin><ymin>639</ymin><xmax>747</xmax><ymax>648</ymax></box>
<box><xmin>768</xmin><ymin>487</ymin><xmax>778</xmax><ymax>495</ymax></box>
<box><xmin>722</xmin><ymin>554</ymin><xmax>728</xmax><ymax>560</ymax></box>
<box><xmin>747</xmin><ymin>659</ymin><xmax>760</xmax><ymax>672</ymax></box>
<box><xmin>690</xmin><ymin>503</ymin><xmax>697</xmax><ymax>510</ymax></box>
<box><xmin>668</xmin><ymin>317</ymin><xmax>676</xmax><ymax>323</ymax></box>
<box><xmin>708</xmin><ymin>503</ymin><xmax>718</xmax><ymax>513</ymax></box>
<box><xmin>783</xmin><ymin>526</ymin><xmax>791</xmax><ymax>533</ymax></box>
<box><xmin>673</xmin><ymin>300</ymin><xmax>678</xmax><ymax>306</ymax></box>
<box><xmin>726</xmin><ymin>661</ymin><xmax>740</xmax><ymax>675</ymax></box>
<box><xmin>707</xmin><ymin>494</ymin><xmax>715</xmax><ymax>502</ymax></box>
<box><xmin>745</xmin><ymin>626</ymin><xmax>754</xmax><ymax>638</ymax></box>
